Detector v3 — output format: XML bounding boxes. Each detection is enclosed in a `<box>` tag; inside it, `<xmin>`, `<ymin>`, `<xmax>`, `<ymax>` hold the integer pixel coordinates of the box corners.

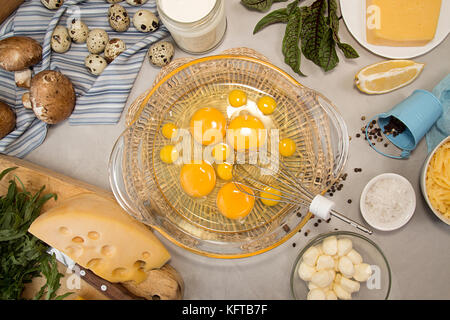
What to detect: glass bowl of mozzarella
<box><xmin>291</xmin><ymin>231</ymin><xmax>391</xmax><ymax>300</ymax></box>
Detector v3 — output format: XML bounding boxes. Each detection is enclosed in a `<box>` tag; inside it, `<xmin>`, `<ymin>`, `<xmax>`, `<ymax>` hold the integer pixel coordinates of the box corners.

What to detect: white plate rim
<box><xmin>340</xmin><ymin>0</ymin><xmax>450</xmax><ymax>59</ymax></box>
<box><xmin>360</xmin><ymin>173</ymin><xmax>416</xmax><ymax>231</ymax></box>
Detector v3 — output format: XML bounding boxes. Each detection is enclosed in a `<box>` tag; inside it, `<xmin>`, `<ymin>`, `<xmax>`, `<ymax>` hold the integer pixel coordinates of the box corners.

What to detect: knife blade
<box><xmin>47</xmin><ymin>248</ymin><xmax>144</xmax><ymax>300</ymax></box>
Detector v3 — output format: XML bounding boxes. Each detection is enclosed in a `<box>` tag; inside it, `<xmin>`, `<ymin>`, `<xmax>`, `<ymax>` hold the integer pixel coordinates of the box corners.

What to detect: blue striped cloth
<box><xmin>0</xmin><ymin>0</ymin><xmax>169</xmax><ymax>157</ymax></box>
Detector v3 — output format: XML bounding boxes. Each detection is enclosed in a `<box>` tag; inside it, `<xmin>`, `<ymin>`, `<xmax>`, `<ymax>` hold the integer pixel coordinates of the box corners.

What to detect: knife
<box><xmin>47</xmin><ymin>248</ymin><xmax>144</xmax><ymax>300</ymax></box>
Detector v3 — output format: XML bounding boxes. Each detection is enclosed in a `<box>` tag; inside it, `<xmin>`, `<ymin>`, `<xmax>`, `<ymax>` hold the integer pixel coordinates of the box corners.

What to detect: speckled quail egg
<box><xmin>68</xmin><ymin>19</ymin><xmax>89</xmax><ymax>44</ymax></box>
<box><xmin>104</xmin><ymin>38</ymin><xmax>126</xmax><ymax>63</ymax></box>
<box><xmin>85</xmin><ymin>54</ymin><xmax>107</xmax><ymax>76</ymax></box>
<box><xmin>51</xmin><ymin>25</ymin><xmax>71</xmax><ymax>53</ymax></box>
<box><xmin>41</xmin><ymin>0</ymin><xmax>64</xmax><ymax>10</ymax></box>
<box><xmin>86</xmin><ymin>29</ymin><xmax>109</xmax><ymax>54</ymax></box>
<box><xmin>147</xmin><ymin>41</ymin><xmax>174</xmax><ymax>67</ymax></box>
<box><xmin>126</xmin><ymin>0</ymin><xmax>148</xmax><ymax>6</ymax></box>
<box><xmin>105</xmin><ymin>0</ymin><xmax>123</xmax><ymax>3</ymax></box>
<box><xmin>133</xmin><ymin>10</ymin><xmax>159</xmax><ymax>33</ymax></box>
<box><xmin>108</xmin><ymin>4</ymin><xmax>130</xmax><ymax>32</ymax></box>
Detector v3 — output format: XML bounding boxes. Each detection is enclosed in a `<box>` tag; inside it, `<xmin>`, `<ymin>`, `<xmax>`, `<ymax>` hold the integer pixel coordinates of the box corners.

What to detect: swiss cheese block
<box><xmin>28</xmin><ymin>193</ymin><xmax>170</xmax><ymax>284</ymax></box>
<box><xmin>366</xmin><ymin>0</ymin><xmax>442</xmax><ymax>47</ymax></box>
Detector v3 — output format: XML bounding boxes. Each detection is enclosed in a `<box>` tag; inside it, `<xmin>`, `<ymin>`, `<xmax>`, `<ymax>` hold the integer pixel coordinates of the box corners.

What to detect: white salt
<box><xmin>363</xmin><ymin>177</ymin><xmax>414</xmax><ymax>225</ymax></box>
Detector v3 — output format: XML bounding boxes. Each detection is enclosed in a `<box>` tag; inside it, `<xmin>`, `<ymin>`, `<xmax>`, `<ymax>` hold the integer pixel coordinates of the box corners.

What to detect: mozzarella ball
<box><xmin>302</xmin><ymin>246</ymin><xmax>320</xmax><ymax>267</ymax></box>
<box><xmin>354</xmin><ymin>263</ymin><xmax>372</xmax><ymax>282</ymax></box>
<box><xmin>338</xmin><ymin>256</ymin><xmax>355</xmax><ymax>278</ymax></box>
<box><xmin>322</xmin><ymin>236</ymin><xmax>338</xmax><ymax>255</ymax></box>
<box><xmin>333</xmin><ymin>283</ymin><xmax>352</xmax><ymax>300</ymax></box>
<box><xmin>68</xmin><ymin>19</ymin><xmax>89</xmax><ymax>43</ymax></box>
<box><xmin>337</xmin><ymin>238</ymin><xmax>353</xmax><ymax>256</ymax></box>
<box><xmin>298</xmin><ymin>262</ymin><xmax>316</xmax><ymax>281</ymax></box>
<box><xmin>339</xmin><ymin>277</ymin><xmax>360</xmax><ymax>293</ymax></box>
<box><xmin>86</xmin><ymin>29</ymin><xmax>109</xmax><ymax>54</ymax></box>
<box><xmin>347</xmin><ymin>249</ymin><xmax>363</xmax><ymax>265</ymax></box>
<box><xmin>316</xmin><ymin>255</ymin><xmax>335</xmax><ymax>271</ymax></box>
<box><xmin>311</xmin><ymin>270</ymin><xmax>334</xmax><ymax>288</ymax></box>
<box><xmin>307</xmin><ymin>288</ymin><xmax>326</xmax><ymax>300</ymax></box>
<box><xmin>308</xmin><ymin>282</ymin><xmax>319</xmax><ymax>290</ymax></box>
<box><xmin>51</xmin><ymin>25</ymin><xmax>71</xmax><ymax>53</ymax></box>
<box><xmin>326</xmin><ymin>290</ymin><xmax>338</xmax><ymax>300</ymax></box>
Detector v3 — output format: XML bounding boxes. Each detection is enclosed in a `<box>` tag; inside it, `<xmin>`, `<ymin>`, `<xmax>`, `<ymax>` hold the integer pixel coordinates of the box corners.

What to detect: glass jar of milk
<box><xmin>156</xmin><ymin>0</ymin><xmax>227</xmax><ymax>54</ymax></box>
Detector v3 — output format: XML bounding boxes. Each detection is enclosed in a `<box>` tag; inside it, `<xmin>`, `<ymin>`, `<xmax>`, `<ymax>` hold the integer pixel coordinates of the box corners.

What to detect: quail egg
<box><xmin>51</xmin><ymin>25</ymin><xmax>71</xmax><ymax>53</ymax></box>
<box><xmin>133</xmin><ymin>10</ymin><xmax>159</xmax><ymax>33</ymax></box>
<box><xmin>105</xmin><ymin>0</ymin><xmax>123</xmax><ymax>3</ymax></box>
<box><xmin>104</xmin><ymin>38</ymin><xmax>126</xmax><ymax>63</ymax></box>
<box><xmin>85</xmin><ymin>54</ymin><xmax>107</xmax><ymax>76</ymax></box>
<box><xmin>86</xmin><ymin>29</ymin><xmax>109</xmax><ymax>54</ymax></box>
<box><xmin>68</xmin><ymin>19</ymin><xmax>89</xmax><ymax>44</ymax></box>
<box><xmin>147</xmin><ymin>41</ymin><xmax>174</xmax><ymax>67</ymax></box>
<box><xmin>126</xmin><ymin>0</ymin><xmax>148</xmax><ymax>5</ymax></box>
<box><xmin>108</xmin><ymin>4</ymin><xmax>130</xmax><ymax>32</ymax></box>
<box><xmin>41</xmin><ymin>0</ymin><xmax>64</xmax><ymax>10</ymax></box>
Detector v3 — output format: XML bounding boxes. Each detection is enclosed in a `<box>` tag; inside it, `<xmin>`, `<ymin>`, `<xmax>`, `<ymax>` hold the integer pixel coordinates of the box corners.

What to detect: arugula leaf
<box><xmin>0</xmin><ymin>167</ymin><xmax>69</xmax><ymax>300</ymax></box>
<box><xmin>241</xmin><ymin>0</ymin><xmax>288</xmax><ymax>12</ymax></box>
<box><xmin>254</xmin><ymin>8</ymin><xmax>289</xmax><ymax>34</ymax></box>
<box><xmin>282</xmin><ymin>6</ymin><xmax>306</xmax><ymax>76</ymax></box>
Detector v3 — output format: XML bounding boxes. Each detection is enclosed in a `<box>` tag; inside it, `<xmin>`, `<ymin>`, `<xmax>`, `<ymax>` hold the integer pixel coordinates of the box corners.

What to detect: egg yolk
<box><xmin>190</xmin><ymin>107</ymin><xmax>227</xmax><ymax>145</ymax></box>
<box><xmin>216</xmin><ymin>163</ymin><xmax>233</xmax><ymax>180</ymax></box>
<box><xmin>279</xmin><ymin>138</ymin><xmax>296</xmax><ymax>157</ymax></box>
<box><xmin>180</xmin><ymin>161</ymin><xmax>216</xmax><ymax>197</ymax></box>
<box><xmin>216</xmin><ymin>182</ymin><xmax>255</xmax><ymax>219</ymax></box>
<box><xmin>161</xmin><ymin>123</ymin><xmax>178</xmax><ymax>139</ymax></box>
<box><xmin>228</xmin><ymin>89</ymin><xmax>247</xmax><ymax>108</ymax></box>
<box><xmin>260</xmin><ymin>186</ymin><xmax>282</xmax><ymax>206</ymax></box>
<box><xmin>257</xmin><ymin>96</ymin><xmax>277</xmax><ymax>115</ymax></box>
<box><xmin>212</xmin><ymin>143</ymin><xmax>231</xmax><ymax>163</ymax></box>
<box><xmin>227</xmin><ymin>115</ymin><xmax>266</xmax><ymax>150</ymax></box>
<box><xmin>160</xmin><ymin>145</ymin><xmax>179</xmax><ymax>164</ymax></box>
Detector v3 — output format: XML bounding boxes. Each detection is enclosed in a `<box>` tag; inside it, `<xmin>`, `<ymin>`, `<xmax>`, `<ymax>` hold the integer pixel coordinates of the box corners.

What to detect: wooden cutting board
<box><xmin>0</xmin><ymin>155</ymin><xmax>184</xmax><ymax>300</ymax></box>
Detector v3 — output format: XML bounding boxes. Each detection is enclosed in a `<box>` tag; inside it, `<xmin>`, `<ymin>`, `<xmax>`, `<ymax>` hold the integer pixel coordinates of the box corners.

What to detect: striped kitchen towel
<box><xmin>0</xmin><ymin>0</ymin><xmax>169</xmax><ymax>157</ymax></box>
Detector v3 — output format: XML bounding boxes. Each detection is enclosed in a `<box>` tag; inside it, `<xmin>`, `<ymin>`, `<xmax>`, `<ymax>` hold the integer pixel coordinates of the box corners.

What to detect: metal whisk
<box><xmin>232</xmin><ymin>158</ymin><xmax>373</xmax><ymax>235</ymax></box>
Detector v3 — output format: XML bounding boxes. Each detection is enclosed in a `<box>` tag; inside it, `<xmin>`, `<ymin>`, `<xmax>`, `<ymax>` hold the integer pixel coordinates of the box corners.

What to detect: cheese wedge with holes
<box><xmin>28</xmin><ymin>193</ymin><xmax>170</xmax><ymax>284</ymax></box>
<box><xmin>366</xmin><ymin>0</ymin><xmax>442</xmax><ymax>47</ymax></box>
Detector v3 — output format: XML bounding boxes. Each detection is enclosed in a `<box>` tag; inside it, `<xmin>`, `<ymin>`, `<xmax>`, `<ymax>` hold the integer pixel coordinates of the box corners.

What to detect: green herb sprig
<box><xmin>0</xmin><ymin>167</ymin><xmax>71</xmax><ymax>300</ymax></box>
<box><xmin>244</xmin><ymin>0</ymin><xmax>359</xmax><ymax>75</ymax></box>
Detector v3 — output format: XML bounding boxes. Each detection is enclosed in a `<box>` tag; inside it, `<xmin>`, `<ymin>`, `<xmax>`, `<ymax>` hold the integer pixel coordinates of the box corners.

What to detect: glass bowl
<box><xmin>109</xmin><ymin>55</ymin><xmax>349</xmax><ymax>258</ymax></box>
<box><xmin>291</xmin><ymin>231</ymin><xmax>391</xmax><ymax>300</ymax></box>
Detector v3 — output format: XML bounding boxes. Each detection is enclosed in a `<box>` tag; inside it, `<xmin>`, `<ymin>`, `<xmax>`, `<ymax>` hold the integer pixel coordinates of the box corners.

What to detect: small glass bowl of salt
<box><xmin>360</xmin><ymin>173</ymin><xmax>416</xmax><ymax>231</ymax></box>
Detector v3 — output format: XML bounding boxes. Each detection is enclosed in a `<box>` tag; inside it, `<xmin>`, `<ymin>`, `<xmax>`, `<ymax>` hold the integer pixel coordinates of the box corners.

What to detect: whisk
<box><xmin>232</xmin><ymin>157</ymin><xmax>373</xmax><ymax>235</ymax></box>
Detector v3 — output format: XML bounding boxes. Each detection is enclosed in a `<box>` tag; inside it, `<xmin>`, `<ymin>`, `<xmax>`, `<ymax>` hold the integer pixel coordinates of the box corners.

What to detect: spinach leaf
<box><xmin>300</xmin><ymin>0</ymin><xmax>328</xmax><ymax>66</ymax></box>
<box><xmin>241</xmin><ymin>0</ymin><xmax>288</xmax><ymax>12</ymax></box>
<box><xmin>254</xmin><ymin>8</ymin><xmax>289</xmax><ymax>34</ymax></box>
<box><xmin>282</xmin><ymin>6</ymin><xmax>306</xmax><ymax>76</ymax></box>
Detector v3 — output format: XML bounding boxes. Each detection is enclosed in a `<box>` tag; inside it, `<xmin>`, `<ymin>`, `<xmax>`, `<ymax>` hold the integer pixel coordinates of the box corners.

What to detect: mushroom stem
<box><xmin>15</xmin><ymin>69</ymin><xmax>32</xmax><ymax>88</ymax></box>
<box><xmin>22</xmin><ymin>92</ymin><xmax>32</xmax><ymax>110</ymax></box>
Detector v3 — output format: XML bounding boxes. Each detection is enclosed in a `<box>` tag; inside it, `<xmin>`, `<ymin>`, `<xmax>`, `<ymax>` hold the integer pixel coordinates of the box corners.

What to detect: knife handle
<box><xmin>75</xmin><ymin>264</ymin><xmax>144</xmax><ymax>300</ymax></box>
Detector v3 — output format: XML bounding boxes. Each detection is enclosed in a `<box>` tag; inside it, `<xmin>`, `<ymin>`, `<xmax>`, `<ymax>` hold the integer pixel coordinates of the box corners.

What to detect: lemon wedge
<box><xmin>355</xmin><ymin>60</ymin><xmax>425</xmax><ymax>94</ymax></box>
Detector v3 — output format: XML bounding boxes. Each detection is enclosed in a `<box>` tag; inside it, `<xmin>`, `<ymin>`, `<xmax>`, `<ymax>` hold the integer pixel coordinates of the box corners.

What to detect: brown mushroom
<box><xmin>29</xmin><ymin>70</ymin><xmax>76</xmax><ymax>124</ymax></box>
<box><xmin>0</xmin><ymin>101</ymin><xmax>16</xmax><ymax>139</ymax></box>
<box><xmin>0</xmin><ymin>36</ymin><xmax>42</xmax><ymax>88</ymax></box>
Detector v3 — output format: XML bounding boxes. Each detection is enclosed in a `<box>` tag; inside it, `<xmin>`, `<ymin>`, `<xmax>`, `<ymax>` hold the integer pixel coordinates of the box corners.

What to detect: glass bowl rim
<box><xmin>290</xmin><ymin>230</ymin><xmax>392</xmax><ymax>300</ymax></box>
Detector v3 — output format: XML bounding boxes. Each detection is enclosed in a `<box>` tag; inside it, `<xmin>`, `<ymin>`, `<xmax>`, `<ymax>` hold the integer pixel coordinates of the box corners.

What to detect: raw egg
<box><xmin>161</xmin><ymin>123</ymin><xmax>178</xmax><ymax>139</ymax></box>
<box><xmin>279</xmin><ymin>138</ymin><xmax>296</xmax><ymax>157</ymax></box>
<box><xmin>216</xmin><ymin>182</ymin><xmax>255</xmax><ymax>219</ymax></box>
<box><xmin>227</xmin><ymin>114</ymin><xmax>266</xmax><ymax>150</ymax></box>
<box><xmin>216</xmin><ymin>163</ymin><xmax>233</xmax><ymax>180</ymax></box>
<box><xmin>160</xmin><ymin>145</ymin><xmax>179</xmax><ymax>164</ymax></box>
<box><xmin>190</xmin><ymin>107</ymin><xmax>226</xmax><ymax>145</ymax></box>
<box><xmin>228</xmin><ymin>89</ymin><xmax>247</xmax><ymax>108</ymax></box>
<box><xmin>180</xmin><ymin>161</ymin><xmax>216</xmax><ymax>197</ymax></box>
<box><xmin>257</xmin><ymin>96</ymin><xmax>277</xmax><ymax>115</ymax></box>
<box><xmin>260</xmin><ymin>186</ymin><xmax>282</xmax><ymax>206</ymax></box>
<box><xmin>212</xmin><ymin>143</ymin><xmax>231</xmax><ymax>163</ymax></box>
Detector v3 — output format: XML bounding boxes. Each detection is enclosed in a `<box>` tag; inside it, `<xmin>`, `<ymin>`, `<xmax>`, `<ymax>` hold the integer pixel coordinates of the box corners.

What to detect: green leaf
<box><xmin>328</xmin><ymin>0</ymin><xmax>359</xmax><ymax>59</ymax></box>
<box><xmin>253</xmin><ymin>8</ymin><xmax>289</xmax><ymax>34</ymax></box>
<box><xmin>241</xmin><ymin>0</ymin><xmax>288</xmax><ymax>12</ymax></box>
<box><xmin>282</xmin><ymin>7</ymin><xmax>306</xmax><ymax>76</ymax></box>
<box><xmin>337</xmin><ymin>42</ymin><xmax>359</xmax><ymax>58</ymax></box>
<box><xmin>300</xmin><ymin>0</ymin><xmax>328</xmax><ymax>66</ymax></box>
<box><xmin>318</xmin><ymin>28</ymin><xmax>339</xmax><ymax>71</ymax></box>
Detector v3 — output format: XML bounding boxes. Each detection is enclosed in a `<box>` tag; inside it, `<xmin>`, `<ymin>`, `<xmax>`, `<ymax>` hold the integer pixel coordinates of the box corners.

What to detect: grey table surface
<box><xmin>24</xmin><ymin>1</ymin><xmax>449</xmax><ymax>299</ymax></box>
